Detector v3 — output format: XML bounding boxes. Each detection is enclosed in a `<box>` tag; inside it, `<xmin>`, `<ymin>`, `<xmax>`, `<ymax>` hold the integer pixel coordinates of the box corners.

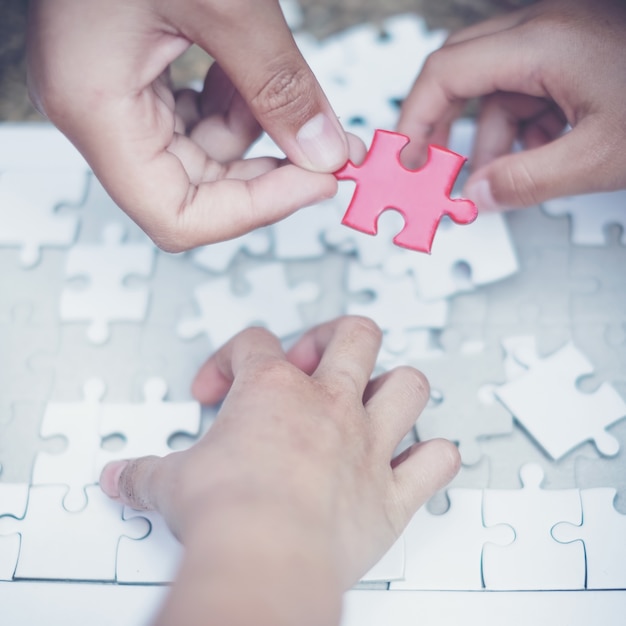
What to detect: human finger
<box><xmin>363</xmin><ymin>366</ymin><xmax>430</xmax><ymax>457</ymax></box>
<box><xmin>463</xmin><ymin>119</ymin><xmax>626</xmax><ymax>210</ymax></box>
<box><xmin>191</xmin><ymin>326</ymin><xmax>287</xmax><ymax>405</ymax></box>
<box><xmin>167</xmin><ymin>0</ymin><xmax>349</xmax><ymax>172</ymax></box>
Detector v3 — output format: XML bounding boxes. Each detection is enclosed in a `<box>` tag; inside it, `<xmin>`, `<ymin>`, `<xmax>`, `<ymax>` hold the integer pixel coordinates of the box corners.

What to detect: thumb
<box><xmin>174</xmin><ymin>1</ymin><xmax>348</xmax><ymax>172</ymax></box>
<box><xmin>463</xmin><ymin>122</ymin><xmax>618</xmax><ymax>210</ymax></box>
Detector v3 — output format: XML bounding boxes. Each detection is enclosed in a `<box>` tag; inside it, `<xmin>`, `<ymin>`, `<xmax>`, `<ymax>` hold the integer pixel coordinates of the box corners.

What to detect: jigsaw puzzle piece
<box><xmin>0</xmin><ymin>485</ymin><xmax>148</xmax><ymax>581</ymax></box>
<box><xmin>346</xmin><ymin>263</ymin><xmax>448</xmax><ymax>353</ymax></box>
<box><xmin>31</xmin><ymin>378</ymin><xmax>106</xmax><ymax>511</ymax></box>
<box><xmin>96</xmin><ymin>378</ymin><xmax>201</xmax><ymax>475</ymax></box>
<box><xmin>177</xmin><ymin>263</ymin><xmax>319</xmax><ymax>349</ymax></box>
<box><xmin>117</xmin><ymin>508</ymin><xmax>183</xmax><ymax>584</ymax></box>
<box><xmin>543</xmin><ymin>189</ymin><xmax>626</xmax><ymax>246</ymax></box>
<box><xmin>335</xmin><ymin>130</ymin><xmax>477</xmax><ymax>254</ymax></box>
<box><xmin>391</xmin><ymin>489</ymin><xmax>514</xmax><ymax>590</ymax></box>
<box><xmin>385</xmin><ymin>212</ymin><xmax>518</xmax><ymax>301</ymax></box>
<box><xmin>495</xmin><ymin>338</ymin><xmax>626</xmax><ymax>460</ymax></box>
<box><xmin>191</xmin><ymin>228</ymin><xmax>271</xmax><ymax>273</ymax></box>
<box><xmin>482</xmin><ymin>463</ymin><xmax>585</xmax><ymax>590</ymax></box>
<box><xmin>0</xmin><ymin>483</ymin><xmax>29</xmax><ymax>581</ymax></box>
<box><xmin>0</xmin><ymin>168</ymin><xmax>85</xmax><ymax>268</ymax></box>
<box><xmin>60</xmin><ymin>222</ymin><xmax>155</xmax><ymax>344</ymax></box>
<box><xmin>552</xmin><ymin>488</ymin><xmax>626</xmax><ymax>589</ymax></box>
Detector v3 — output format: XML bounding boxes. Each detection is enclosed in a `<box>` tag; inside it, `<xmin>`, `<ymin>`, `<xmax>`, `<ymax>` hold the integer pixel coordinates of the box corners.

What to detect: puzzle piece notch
<box><xmin>496</xmin><ymin>338</ymin><xmax>626</xmax><ymax>460</ymax></box>
<box><xmin>0</xmin><ymin>484</ymin><xmax>29</xmax><ymax>581</ymax></box>
<box><xmin>482</xmin><ymin>463</ymin><xmax>585</xmax><ymax>590</ymax></box>
<box><xmin>335</xmin><ymin>130</ymin><xmax>477</xmax><ymax>253</ymax></box>
<box><xmin>552</xmin><ymin>487</ymin><xmax>626</xmax><ymax>589</ymax></box>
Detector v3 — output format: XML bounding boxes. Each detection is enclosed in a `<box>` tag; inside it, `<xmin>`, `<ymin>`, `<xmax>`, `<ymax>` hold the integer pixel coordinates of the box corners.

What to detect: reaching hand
<box><xmin>27</xmin><ymin>0</ymin><xmax>356</xmax><ymax>251</ymax></box>
<box><xmin>397</xmin><ymin>0</ymin><xmax>626</xmax><ymax>211</ymax></box>
<box><xmin>100</xmin><ymin>316</ymin><xmax>460</xmax><ymax>626</ymax></box>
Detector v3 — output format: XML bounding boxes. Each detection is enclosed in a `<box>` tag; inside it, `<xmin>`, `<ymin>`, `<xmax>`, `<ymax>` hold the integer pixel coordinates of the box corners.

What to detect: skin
<box><xmin>26</xmin><ymin>0</ymin><xmax>362</xmax><ymax>252</ymax></box>
<box><xmin>100</xmin><ymin>316</ymin><xmax>461</xmax><ymax>626</ymax></box>
<box><xmin>398</xmin><ymin>0</ymin><xmax>626</xmax><ymax>211</ymax></box>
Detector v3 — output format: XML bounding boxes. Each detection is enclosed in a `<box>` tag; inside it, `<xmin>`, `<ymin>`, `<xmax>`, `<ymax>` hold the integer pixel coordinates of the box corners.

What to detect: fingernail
<box><xmin>100</xmin><ymin>460</ymin><xmax>128</xmax><ymax>499</ymax></box>
<box><xmin>296</xmin><ymin>113</ymin><xmax>346</xmax><ymax>171</ymax></box>
<box><xmin>464</xmin><ymin>179</ymin><xmax>502</xmax><ymax>212</ymax></box>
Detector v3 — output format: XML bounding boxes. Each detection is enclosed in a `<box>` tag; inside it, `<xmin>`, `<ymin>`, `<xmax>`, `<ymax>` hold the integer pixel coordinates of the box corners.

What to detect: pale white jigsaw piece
<box><xmin>483</xmin><ymin>463</ymin><xmax>585</xmax><ymax>590</ymax></box>
<box><xmin>552</xmin><ymin>488</ymin><xmax>626</xmax><ymax>589</ymax></box>
<box><xmin>0</xmin><ymin>484</ymin><xmax>29</xmax><ymax>581</ymax></box>
<box><xmin>60</xmin><ymin>223</ymin><xmax>155</xmax><ymax>344</ymax></box>
<box><xmin>117</xmin><ymin>508</ymin><xmax>183</xmax><ymax>584</ymax></box>
<box><xmin>392</xmin><ymin>489</ymin><xmax>514</xmax><ymax>590</ymax></box>
<box><xmin>97</xmin><ymin>378</ymin><xmax>201</xmax><ymax>475</ymax></box>
<box><xmin>177</xmin><ymin>263</ymin><xmax>319</xmax><ymax>348</ymax></box>
<box><xmin>496</xmin><ymin>338</ymin><xmax>626</xmax><ymax>460</ymax></box>
<box><xmin>384</xmin><ymin>212</ymin><xmax>519</xmax><ymax>301</ymax></box>
<box><xmin>543</xmin><ymin>190</ymin><xmax>626</xmax><ymax>246</ymax></box>
<box><xmin>191</xmin><ymin>229</ymin><xmax>271</xmax><ymax>273</ymax></box>
<box><xmin>346</xmin><ymin>262</ymin><xmax>448</xmax><ymax>353</ymax></box>
<box><xmin>32</xmin><ymin>378</ymin><xmax>106</xmax><ymax>512</ymax></box>
<box><xmin>0</xmin><ymin>168</ymin><xmax>85</xmax><ymax>267</ymax></box>
<box><xmin>0</xmin><ymin>485</ymin><xmax>148</xmax><ymax>581</ymax></box>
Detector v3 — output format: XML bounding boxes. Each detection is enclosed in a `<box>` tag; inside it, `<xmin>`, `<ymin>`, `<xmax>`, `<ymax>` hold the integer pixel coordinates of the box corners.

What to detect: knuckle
<box><xmin>341</xmin><ymin>315</ymin><xmax>383</xmax><ymax>343</ymax></box>
<box><xmin>392</xmin><ymin>365</ymin><xmax>431</xmax><ymax>403</ymax></box>
<box><xmin>502</xmin><ymin>159</ymin><xmax>541</xmax><ymax>207</ymax></box>
<box><xmin>250</xmin><ymin>62</ymin><xmax>317</xmax><ymax>123</ymax></box>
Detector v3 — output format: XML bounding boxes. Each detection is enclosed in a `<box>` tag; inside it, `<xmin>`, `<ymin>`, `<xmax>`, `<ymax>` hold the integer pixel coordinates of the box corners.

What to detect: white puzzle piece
<box><xmin>552</xmin><ymin>488</ymin><xmax>626</xmax><ymax>589</ymax></box>
<box><xmin>0</xmin><ymin>483</ymin><xmax>29</xmax><ymax>580</ymax></box>
<box><xmin>191</xmin><ymin>228</ymin><xmax>271</xmax><ymax>273</ymax></box>
<box><xmin>482</xmin><ymin>463</ymin><xmax>585</xmax><ymax>590</ymax></box>
<box><xmin>60</xmin><ymin>223</ymin><xmax>155</xmax><ymax>344</ymax></box>
<box><xmin>543</xmin><ymin>190</ymin><xmax>626</xmax><ymax>246</ymax></box>
<box><xmin>117</xmin><ymin>508</ymin><xmax>184</xmax><ymax>584</ymax></box>
<box><xmin>97</xmin><ymin>378</ymin><xmax>201</xmax><ymax>475</ymax></box>
<box><xmin>391</xmin><ymin>489</ymin><xmax>514</xmax><ymax>590</ymax></box>
<box><xmin>177</xmin><ymin>263</ymin><xmax>319</xmax><ymax>348</ymax></box>
<box><xmin>31</xmin><ymin>378</ymin><xmax>106</xmax><ymax>511</ymax></box>
<box><xmin>0</xmin><ymin>485</ymin><xmax>148</xmax><ymax>581</ymax></box>
<box><xmin>496</xmin><ymin>338</ymin><xmax>626</xmax><ymax>460</ymax></box>
<box><xmin>0</xmin><ymin>168</ymin><xmax>85</xmax><ymax>267</ymax></box>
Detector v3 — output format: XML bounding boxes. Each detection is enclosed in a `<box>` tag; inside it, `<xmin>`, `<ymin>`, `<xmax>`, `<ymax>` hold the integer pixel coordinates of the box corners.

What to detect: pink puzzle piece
<box><xmin>335</xmin><ymin>129</ymin><xmax>477</xmax><ymax>253</ymax></box>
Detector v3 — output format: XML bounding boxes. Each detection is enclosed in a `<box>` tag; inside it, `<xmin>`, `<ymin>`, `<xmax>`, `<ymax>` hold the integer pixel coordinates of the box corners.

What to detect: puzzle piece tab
<box><xmin>335</xmin><ymin>130</ymin><xmax>477</xmax><ymax>253</ymax></box>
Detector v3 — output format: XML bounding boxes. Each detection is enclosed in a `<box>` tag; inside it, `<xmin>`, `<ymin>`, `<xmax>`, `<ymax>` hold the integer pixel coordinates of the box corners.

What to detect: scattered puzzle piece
<box><xmin>334</xmin><ymin>130</ymin><xmax>477</xmax><ymax>253</ymax></box>
<box><xmin>552</xmin><ymin>488</ymin><xmax>626</xmax><ymax>589</ymax></box>
<box><xmin>483</xmin><ymin>463</ymin><xmax>585</xmax><ymax>590</ymax></box>
<box><xmin>191</xmin><ymin>229</ymin><xmax>271</xmax><ymax>273</ymax></box>
<box><xmin>59</xmin><ymin>223</ymin><xmax>155</xmax><ymax>344</ymax></box>
<box><xmin>496</xmin><ymin>337</ymin><xmax>626</xmax><ymax>460</ymax></box>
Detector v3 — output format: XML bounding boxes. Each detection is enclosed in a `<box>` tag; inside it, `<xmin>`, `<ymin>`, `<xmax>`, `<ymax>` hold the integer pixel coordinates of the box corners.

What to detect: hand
<box><xmin>100</xmin><ymin>316</ymin><xmax>460</xmax><ymax>626</ymax></box>
<box><xmin>397</xmin><ymin>0</ymin><xmax>626</xmax><ymax>210</ymax></box>
<box><xmin>27</xmin><ymin>0</ymin><xmax>355</xmax><ymax>251</ymax></box>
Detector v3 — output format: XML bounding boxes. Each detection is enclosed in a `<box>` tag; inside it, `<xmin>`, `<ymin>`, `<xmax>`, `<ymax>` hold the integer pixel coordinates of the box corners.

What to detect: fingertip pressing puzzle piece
<box><xmin>334</xmin><ymin>129</ymin><xmax>477</xmax><ymax>254</ymax></box>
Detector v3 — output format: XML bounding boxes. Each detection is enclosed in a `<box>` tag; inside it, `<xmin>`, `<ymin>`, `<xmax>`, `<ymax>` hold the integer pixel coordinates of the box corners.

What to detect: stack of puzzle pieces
<box><xmin>2</xmin><ymin>2</ymin><xmax>626</xmax><ymax>624</ymax></box>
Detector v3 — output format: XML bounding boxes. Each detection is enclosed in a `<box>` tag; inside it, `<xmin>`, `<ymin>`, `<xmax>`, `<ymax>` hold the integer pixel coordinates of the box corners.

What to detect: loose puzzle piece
<box><xmin>334</xmin><ymin>130</ymin><xmax>477</xmax><ymax>253</ymax></box>
<box><xmin>117</xmin><ymin>508</ymin><xmax>183</xmax><ymax>584</ymax></box>
<box><xmin>391</xmin><ymin>489</ymin><xmax>514</xmax><ymax>590</ymax></box>
<box><xmin>59</xmin><ymin>222</ymin><xmax>155</xmax><ymax>344</ymax></box>
<box><xmin>412</xmin><ymin>337</ymin><xmax>513</xmax><ymax>466</ymax></box>
<box><xmin>31</xmin><ymin>378</ymin><xmax>106</xmax><ymax>512</ymax></box>
<box><xmin>191</xmin><ymin>229</ymin><xmax>271</xmax><ymax>273</ymax></box>
<box><xmin>0</xmin><ymin>483</ymin><xmax>29</xmax><ymax>581</ymax></box>
<box><xmin>96</xmin><ymin>378</ymin><xmax>201</xmax><ymax>476</ymax></box>
<box><xmin>482</xmin><ymin>463</ymin><xmax>585</xmax><ymax>590</ymax></box>
<box><xmin>0</xmin><ymin>485</ymin><xmax>148</xmax><ymax>581</ymax></box>
<box><xmin>0</xmin><ymin>168</ymin><xmax>85</xmax><ymax>268</ymax></box>
<box><xmin>177</xmin><ymin>263</ymin><xmax>319</xmax><ymax>349</ymax></box>
<box><xmin>495</xmin><ymin>337</ymin><xmax>626</xmax><ymax>460</ymax></box>
<box><xmin>542</xmin><ymin>189</ymin><xmax>626</xmax><ymax>246</ymax></box>
<box><xmin>346</xmin><ymin>262</ymin><xmax>448</xmax><ymax>353</ymax></box>
<box><xmin>384</xmin><ymin>212</ymin><xmax>519</xmax><ymax>301</ymax></box>
<box><xmin>552</xmin><ymin>488</ymin><xmax>626</xmax><ymax>589</ymax></box>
